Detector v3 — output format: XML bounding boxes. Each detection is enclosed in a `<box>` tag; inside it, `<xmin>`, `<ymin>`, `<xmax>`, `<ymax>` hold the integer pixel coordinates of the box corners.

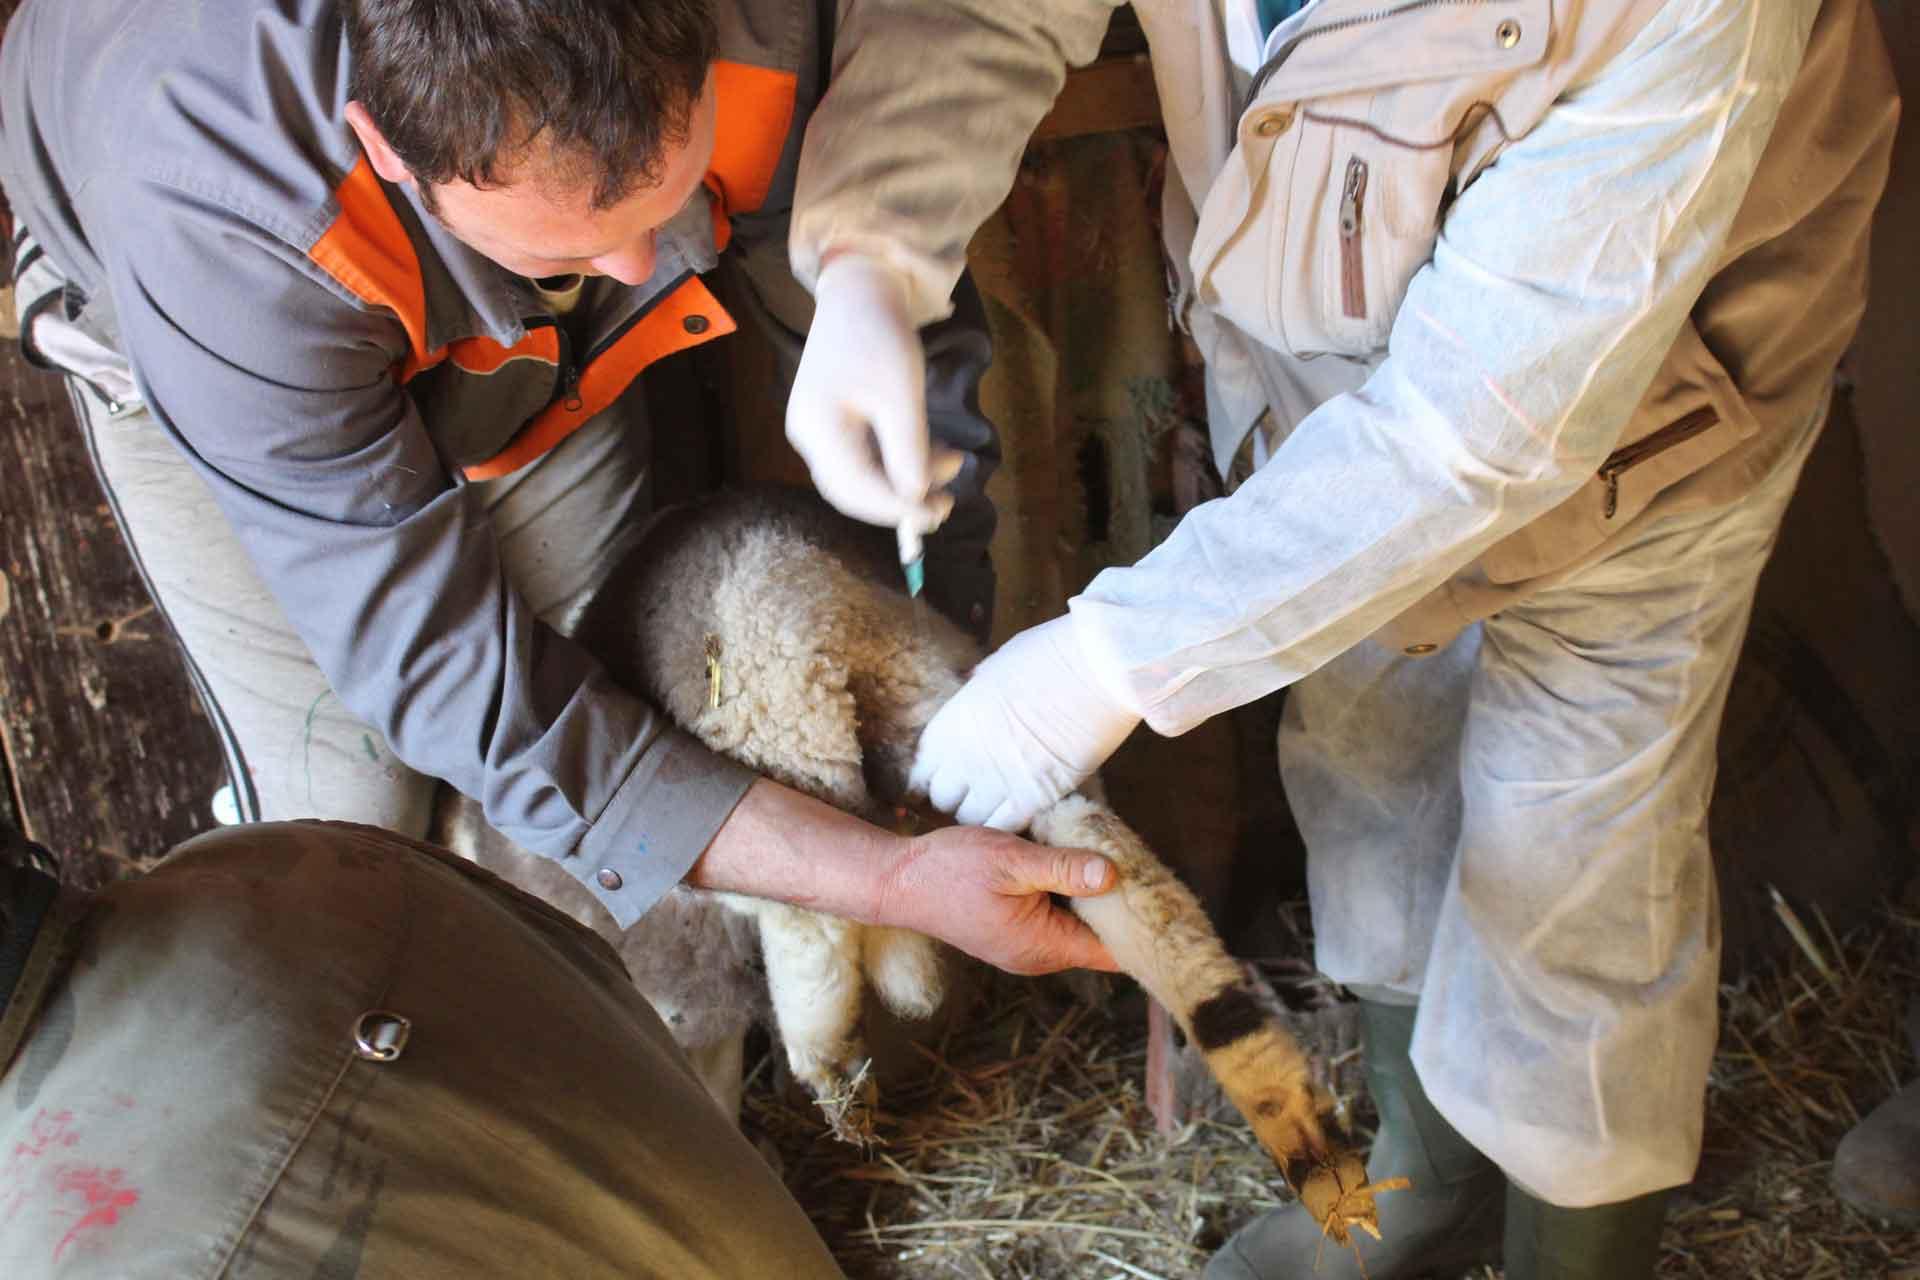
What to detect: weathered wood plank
<box><xmin>0</xmin><ymin>344</ymin><xmax>220</xmax><ymax>886</ymax></box>
<box><xmin>1033</xmin><ymin>56</ymin><xmax>1162</xmax><ymax>143</ymax></box>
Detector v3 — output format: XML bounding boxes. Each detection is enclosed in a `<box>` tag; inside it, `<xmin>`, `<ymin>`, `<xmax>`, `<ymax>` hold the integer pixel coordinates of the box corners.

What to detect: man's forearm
<box><xmin>691</xmin><ymin>779</ymin><xmax>1120</xmax><ymax>976</ymax></box>
<box><xmin>685</xmin><ymin>778</ymin><xmax>897</xmax><ymax>923</ymax></box>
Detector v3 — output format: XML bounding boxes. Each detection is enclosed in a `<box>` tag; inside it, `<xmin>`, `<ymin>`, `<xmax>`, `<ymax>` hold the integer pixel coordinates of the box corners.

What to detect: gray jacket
<box><xmin>0</xmin><ymin>0</ymin><xmax>993</xmax><ymax>925</ymax></box>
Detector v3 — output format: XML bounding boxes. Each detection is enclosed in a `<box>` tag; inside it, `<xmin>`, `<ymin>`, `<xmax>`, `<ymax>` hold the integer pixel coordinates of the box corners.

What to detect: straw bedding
<box><xmin>745</xmin><ymin>893</ymin><xmax>1920</xmax><ymax>1279</ymax></box>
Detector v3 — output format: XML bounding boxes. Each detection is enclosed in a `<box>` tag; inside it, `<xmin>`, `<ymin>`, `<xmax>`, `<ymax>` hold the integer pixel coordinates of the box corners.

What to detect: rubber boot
<box><xmin>1502</xmin><ymin>1184</ymin><xmax>1669</xmax><ymax>1280</ymax></box>
<box><xmin>1205</xmin><ymin>1000</ymin><xmax>1505</xmax><ymax>1279</ymax></box>
<box><xmin>1830</xmin><ymin>997</ymin><xmax>1920</xmax><ymax>1227</ymax></box>
<box><xmin>1831</xmin><ymin>1079</ymin><xmax>1920</xmax><ymax>1227</ymax></box>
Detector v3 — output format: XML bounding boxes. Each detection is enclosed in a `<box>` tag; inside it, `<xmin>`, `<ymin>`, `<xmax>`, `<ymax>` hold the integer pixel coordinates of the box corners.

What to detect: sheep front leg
<box><xmin>1029</xmin><ymin>795</ymin><xmax>1331</xmax><ymax>1187</ymax></box>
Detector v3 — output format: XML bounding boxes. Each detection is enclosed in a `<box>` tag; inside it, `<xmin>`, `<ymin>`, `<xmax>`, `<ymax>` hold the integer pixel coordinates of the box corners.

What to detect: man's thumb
<box><xmin>1053</xmin><ymin>851</ymin><xmax>1115</xmax><ymax>897</ymax></box>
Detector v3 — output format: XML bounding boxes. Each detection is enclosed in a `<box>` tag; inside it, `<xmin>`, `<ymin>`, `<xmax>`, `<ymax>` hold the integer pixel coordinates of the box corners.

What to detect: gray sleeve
<box><xmin>96</xmin><ymin>182</ymin><xmax>750</xmax><ymax>927</ymax></box>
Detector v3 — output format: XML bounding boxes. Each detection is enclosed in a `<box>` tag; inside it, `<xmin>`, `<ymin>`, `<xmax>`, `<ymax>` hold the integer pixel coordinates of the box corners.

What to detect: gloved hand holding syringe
<box><xmin>784</xmin><ymin>251</ymin><xmax>958</xmax><ymax>597</ymax></box>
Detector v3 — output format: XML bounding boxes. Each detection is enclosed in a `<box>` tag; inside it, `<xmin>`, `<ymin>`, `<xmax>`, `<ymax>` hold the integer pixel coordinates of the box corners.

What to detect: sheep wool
<box><xmin>447</xmin><ymin>489</ymin><xmax>1347</xmax><ymax>1198</ymax></box>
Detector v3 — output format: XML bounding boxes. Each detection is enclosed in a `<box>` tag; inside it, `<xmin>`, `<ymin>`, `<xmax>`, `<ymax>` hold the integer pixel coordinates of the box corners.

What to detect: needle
<box><xmin>897</xmin><ymin>522</ymin><xmax>925</xmax><ymax>598</ymax></box>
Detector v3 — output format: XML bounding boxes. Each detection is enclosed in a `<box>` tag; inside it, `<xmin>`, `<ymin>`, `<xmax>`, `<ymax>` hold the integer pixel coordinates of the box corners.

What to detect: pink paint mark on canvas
<box><xmin>10</xmin><ymin>1110</ymin><xmax>77</xmax><ymax>1162</ymax></box>
<box><xmin>51</xmin><ymin>1167</ymin><xmax>139</xmax><ymax>1262</ymax></box>
<box><xmin>4</xmin><ymin>1112</ymin><xmax>79</xmax><ymax>1223</ymax></box>
<box><xmin>111</xmin><ymin>1095</ymin><xmax>136</xmax><ymax>1111</ymax></box>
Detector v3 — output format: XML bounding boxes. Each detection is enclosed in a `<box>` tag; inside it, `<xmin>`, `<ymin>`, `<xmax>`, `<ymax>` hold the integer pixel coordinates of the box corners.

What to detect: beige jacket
<box><xmin>794</xmin><ymin>0</ymin><xmax>1898</xmax><ymax>730</ymax></box>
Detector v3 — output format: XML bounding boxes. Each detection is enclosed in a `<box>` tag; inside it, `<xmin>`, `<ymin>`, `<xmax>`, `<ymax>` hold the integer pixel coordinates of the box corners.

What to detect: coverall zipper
<box><xmin>1339</xmin><ymin>156</ymin><xmax>1369</xmax><ymax>319</ymax></box>
<box><xmin>1596</xmin><ymin>406</ymin><xmax>1719</xmax><ymax>518</ymax></box>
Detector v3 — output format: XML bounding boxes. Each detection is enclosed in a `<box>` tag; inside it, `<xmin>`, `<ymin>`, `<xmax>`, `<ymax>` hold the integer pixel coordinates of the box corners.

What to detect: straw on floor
<box><xmin>743</xmin><ymin>892</ymin><xmax>1920</xmax><ymax>1280</ymax></box>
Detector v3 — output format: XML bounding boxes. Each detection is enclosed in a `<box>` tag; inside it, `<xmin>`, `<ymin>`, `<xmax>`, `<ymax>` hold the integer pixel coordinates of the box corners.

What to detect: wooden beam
<box><xmin>0</xmin><ymin>345</ymin><xmax>220</xmax><ymax>886</ymax></box>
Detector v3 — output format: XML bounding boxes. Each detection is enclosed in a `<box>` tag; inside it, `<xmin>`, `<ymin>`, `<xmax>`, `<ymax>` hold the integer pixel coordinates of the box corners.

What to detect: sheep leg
<box><xmin>1030</xmin><ymin>794</ymin><xmax>1330</xmax><ymax>1188</ymax></box>
<box><xmin>860</xmin><ymin>926</ymin><xmax>946</xmax><ymax>1020</ymax></box>
<box><xmin>720</xmin><ymin>893</ymin><xmax>877</xmax><ymax>1144</ymax></box>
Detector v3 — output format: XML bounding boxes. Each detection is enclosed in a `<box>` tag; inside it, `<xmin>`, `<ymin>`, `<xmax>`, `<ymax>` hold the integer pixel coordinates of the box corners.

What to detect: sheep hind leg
<box><xmin>721</xmin><ymin>893</ymin><xmax>877</xmax><ymax>1144</ymax></box>
<box><xmin>860</xmin><ymin>926</ymin><xmax>945</xmax><ymax>1021</ymax></box>
<box><xmin>1028</xmin><ymin>794</ymin><xmax>1330</xmax><ymax>1188</ymax></box>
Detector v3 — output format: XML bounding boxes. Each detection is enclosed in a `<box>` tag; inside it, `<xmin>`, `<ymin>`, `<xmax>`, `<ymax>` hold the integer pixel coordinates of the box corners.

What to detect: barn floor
<box><xmin>748</xmin><ymin>894</ymin><xmax>1920</xmax><ymax>1280</ymax></box>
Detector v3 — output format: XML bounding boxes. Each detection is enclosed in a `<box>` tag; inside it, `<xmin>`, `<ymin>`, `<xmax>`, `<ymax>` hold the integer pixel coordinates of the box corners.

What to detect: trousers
<box><xmin>1281</xmin><ymin>399</ymin><xmax>1828</xmax><ymax>1207</ymax></box>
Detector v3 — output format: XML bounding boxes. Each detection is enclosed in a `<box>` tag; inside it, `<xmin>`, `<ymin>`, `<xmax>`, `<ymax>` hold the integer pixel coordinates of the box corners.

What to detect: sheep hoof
<box><xmin>1298</xmin><ymin>1151</ymin><xmax>1410</xmax><ymax>1248</ymax></box>
<box><xmin>1225</xmin><ymin>1077</ymin><xmax>1333</xmax><ymax>1187</ymax></box>
<box><xmin>806</xmin><ymin>1058</ymin><xmax>881</xmax><ymax>1148</ymax></box>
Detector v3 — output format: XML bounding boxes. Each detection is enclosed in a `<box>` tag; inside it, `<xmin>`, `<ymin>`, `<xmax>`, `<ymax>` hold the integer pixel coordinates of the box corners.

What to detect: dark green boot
<box><xmin>1502</xmin><ymin>1183</ymin><xmax>1670</xmax><ymax>1279</ymax></box>
<box><xmin>1204</xmin><ymin>1000</ymin><xmax>1505</xmax><ymax>1279</ymax></box>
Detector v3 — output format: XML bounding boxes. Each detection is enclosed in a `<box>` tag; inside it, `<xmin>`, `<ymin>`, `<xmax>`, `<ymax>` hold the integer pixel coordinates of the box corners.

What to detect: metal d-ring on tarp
<box><xmin>352</xmin><ymin>1010</ymin><xmax>413</xmax><ymax>1063</ymax></box>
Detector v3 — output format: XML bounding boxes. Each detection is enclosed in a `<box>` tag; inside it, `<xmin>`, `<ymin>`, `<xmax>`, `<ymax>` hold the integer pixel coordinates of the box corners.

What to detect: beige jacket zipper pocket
<box><xmin>1597</xmin><ymin>406</ymin><xmax>1720</xmax><ymax>518</ymax></box>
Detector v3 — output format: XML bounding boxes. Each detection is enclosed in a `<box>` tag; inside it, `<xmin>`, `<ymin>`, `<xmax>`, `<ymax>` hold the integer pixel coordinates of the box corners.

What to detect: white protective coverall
<box><xmin>790</xmin><ymin>0</ymin><xmax>1898</xmax><ymax>1206</ymax></box>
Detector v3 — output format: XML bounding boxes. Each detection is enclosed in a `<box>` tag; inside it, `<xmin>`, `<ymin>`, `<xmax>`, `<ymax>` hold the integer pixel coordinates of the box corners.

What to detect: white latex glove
<box><xmin>787</xmin><ymin>253</ymin><xmax>960</xmax><ymax>532</ymax></box>
<box><xmin>910</xmin><ymin>615</ymin><xmax>1142</xmax><ymax>832</ymax></box>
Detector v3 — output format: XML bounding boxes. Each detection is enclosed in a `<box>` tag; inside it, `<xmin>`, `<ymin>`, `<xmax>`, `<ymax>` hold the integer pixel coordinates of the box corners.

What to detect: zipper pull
<box><xmin>1340</xmin><ymin>157</ymin><xmax>1366</xmax><ymax>238</ymax></box>
<box><xmin>1339</xmin><ymin>156</ymin><xmax>1369</xmax><ymax>320</ymax></box>
<box><xmin>1600</xmin><ymin>464</ymin><xmax>1622</xmax><ymax>519</ymax></box>
<box><xmin>562</xmin><ymin>364</ymin><xmax>584</xmax><ymax>412</ymax></box>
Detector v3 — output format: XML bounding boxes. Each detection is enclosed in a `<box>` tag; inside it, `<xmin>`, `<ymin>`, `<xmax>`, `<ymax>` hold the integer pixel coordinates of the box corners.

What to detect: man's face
<box><xmin>406</xmin><ymin>76</ymin><xmax>717</xmax><ymax>287</ymax></box>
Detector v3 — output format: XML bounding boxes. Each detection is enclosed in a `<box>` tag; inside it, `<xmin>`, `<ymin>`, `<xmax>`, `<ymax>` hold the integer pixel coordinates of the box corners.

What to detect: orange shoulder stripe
<box><xmin>309</xmin><ymin>156</ymin><xmax>444</xmax><ymax>380</ymax></box>
<box><xmin>703</xmin><ymin>59</ymin><xmax>799</xmax><ymax>252</ymax></box>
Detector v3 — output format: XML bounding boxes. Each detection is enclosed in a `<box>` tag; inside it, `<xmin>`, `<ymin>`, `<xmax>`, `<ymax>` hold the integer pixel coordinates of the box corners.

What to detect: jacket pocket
<box><xmin>1187</xmin><ymin>99</ymin><xmax>1301</xmax><ymax>350</ymax></box>
<box><xmin>1190</xmin><ymin>86</ymin><xmax>1489</xmax><ymax>360</ymax></box>
<box><xmin>1189</xmin><ymin>0</ymin><xmax>1551</xmax><ymax>360</ymax></box>
<box><xmin>1300</xmin><ymin>127</ymin><xmax>1459</xmax><ymax>356</ymax></box>
<box><xmin>1480</xmin><ymin>318</ymin><xmax>1763</xmax><ymax>584</ymax></box>
<box><xmin>13</xmin><ymin>232</ymin><xmax>144</xmax><ymax>419</ymax></box>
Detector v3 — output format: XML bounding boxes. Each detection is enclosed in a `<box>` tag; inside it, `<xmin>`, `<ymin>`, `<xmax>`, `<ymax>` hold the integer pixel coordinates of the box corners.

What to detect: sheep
<box><xmin>438</xmin><ymin>488</ymin><xmax>1340</xmax><ymax>1196</ymax></box>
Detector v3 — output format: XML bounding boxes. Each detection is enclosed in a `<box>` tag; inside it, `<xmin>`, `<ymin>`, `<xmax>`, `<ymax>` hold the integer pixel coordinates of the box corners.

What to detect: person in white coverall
<box><xmin>781</xmin><ymin>0</ymin><xmax>1901</xmax><ymax>1276</ymax></box>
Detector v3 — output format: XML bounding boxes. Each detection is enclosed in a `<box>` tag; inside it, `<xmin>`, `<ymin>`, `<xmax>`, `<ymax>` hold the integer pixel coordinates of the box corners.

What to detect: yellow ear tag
<box><xmin>704</xmin><ymin>634</ymin><xmax>722</xmax><ymax>710</ymax></box>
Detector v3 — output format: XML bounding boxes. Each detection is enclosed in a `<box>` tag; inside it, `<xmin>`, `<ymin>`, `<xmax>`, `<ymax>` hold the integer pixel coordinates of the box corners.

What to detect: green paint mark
<box><xmin>301</xmin><ymin>689</ymin><xmax>334</xmax><ymax>806</ymax></box>
<box><xmin>361</xmin><ymin>735</ymin><xmax>380</xmax><ymax>764</ymax></box>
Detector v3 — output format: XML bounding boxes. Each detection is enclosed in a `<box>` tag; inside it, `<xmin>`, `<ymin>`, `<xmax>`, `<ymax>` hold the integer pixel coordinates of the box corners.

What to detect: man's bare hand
<box><xmin>692</xmin><ymin>780</ymin><xmax>1117</xmax><ymax>975</ymax></box>
<box><xmin>873</xmin><ymin>824</ymin><xmax>1120</xmax><ymax>976</ymax></box>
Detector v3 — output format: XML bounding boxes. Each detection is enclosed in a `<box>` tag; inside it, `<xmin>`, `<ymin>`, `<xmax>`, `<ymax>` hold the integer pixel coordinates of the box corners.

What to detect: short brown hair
<box><xmin>346</xmin><ymin>0</ymin><xmax>718</xmax><ymax>209</ymax></box>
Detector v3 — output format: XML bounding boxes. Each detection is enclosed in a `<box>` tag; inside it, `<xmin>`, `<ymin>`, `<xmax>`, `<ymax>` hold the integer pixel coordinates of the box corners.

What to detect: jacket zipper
<box><xmin>577</xmin><ymin>270</ymin><xmax>695</xmax><ymax>366</ymax></box>
<box><xmin>1339</xmin><ymin>156</ymin><xmax>1369</xmax><ymax>319</ymax></box>
<box><xmin>1597</xmin><ymin>406</ymin><xmax>1719</xmax><ymax>519</ymax></box>
<box><xmin>558</xmin><ymin>329</ymin><xmax>584</xmax><ymax>411</ymax></box>
<box><xmin>1245</xmin><ymin>0</ymin><xmax>1498</xmax><ymax>111</ymax></box>
<box><xmin>523</xmin><ymin>267</ymin><xmax>703</xmax><ymax>420</ymax></box>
